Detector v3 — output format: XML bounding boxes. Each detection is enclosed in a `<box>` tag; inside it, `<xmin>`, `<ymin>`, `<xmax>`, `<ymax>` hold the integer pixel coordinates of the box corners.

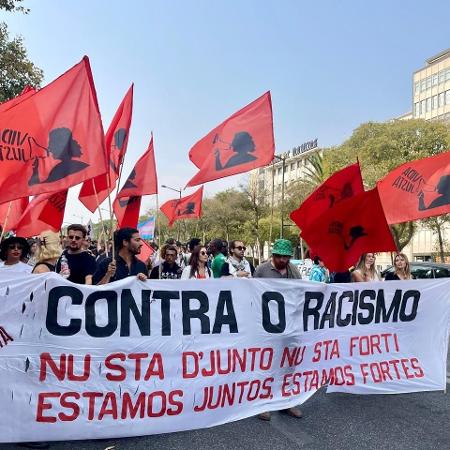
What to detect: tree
<box><xmin>0</xmin><ymin>0</ymin><xmax>29</xmax><ymax>13</ymax></box>
<box><xmin>421</xmin><ymin>215</ymin><xmax>450</xmax><ymax>262</ymax></box>
<box><xmin>0</xmin><ymin>22</ymin><xmax>43</xmax><ymax>102</ymax></box>
<box><xmin>325</xmin><ymin>119</ymin><xmax>450</xmax><ymax>249</ymax></box>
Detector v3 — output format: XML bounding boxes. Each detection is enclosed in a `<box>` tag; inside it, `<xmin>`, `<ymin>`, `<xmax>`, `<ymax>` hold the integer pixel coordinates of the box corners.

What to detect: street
<box><xmin>2</xmin><ymin>344</ymin><xmax>448</xmax><ymax>450</ymax></box>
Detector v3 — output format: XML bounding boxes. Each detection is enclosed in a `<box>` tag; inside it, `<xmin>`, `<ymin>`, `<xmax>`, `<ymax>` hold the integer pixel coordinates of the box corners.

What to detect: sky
<box><xmin>2</xmin><ymin>0</ymin><xmax>450</xmax><ymax>225</ymax></box>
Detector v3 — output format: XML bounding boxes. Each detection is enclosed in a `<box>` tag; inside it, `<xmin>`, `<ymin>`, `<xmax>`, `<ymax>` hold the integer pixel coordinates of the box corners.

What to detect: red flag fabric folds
<box><xmin>301</xmin><ymin>188</ymin><xmax>397</xmax><ymax>272</ymax></box>
<box><xmin>290</xmin><ymin>162</ymin><xmax>364</xmax><ymax>231</ymax></box>
<box><xmin>377</xmin><ymin>151</ymin><xmax>450</xmax><ymax>224</ymax></box>
<box><xmin>160</xmin><ymin>186</ymin><xmax>204</xmax><ymax>226</ymax></box>
<box><xmin>0</xmin><ymin>86</ymin><xmax>37</xmax><ymax>114</ymax></box>
<box><xmin>15</xmin><ymin>190</ymin><xmax>68</xmax><ymax>237</ymax></box>
<box><xmin>0</xmin><ymin>56</ymin><xmax>106</xmax><ymax>204</ymax></box>
<box><xmin>113</xmin><ymin>136</ymin><xmax>158</xmax><ymax>228</ymax></box>
<box><xmin>137</xmin><ymin>240</ymin><xmax>155</xmax><ymax>263</ymax></box>
<box><xmin>79</xmin><ymin>84</ymin><xmax>134</xmax><ymax>212</ymax></box>
<box><xmin>186</xmin><ymin>92</ymin><xmax>274</xmax><ymax>187</ymax></box>
<box><xmin>0</xmin><ymin>197</ymin><xmax>29</xmax><ymax>232</ymax></box>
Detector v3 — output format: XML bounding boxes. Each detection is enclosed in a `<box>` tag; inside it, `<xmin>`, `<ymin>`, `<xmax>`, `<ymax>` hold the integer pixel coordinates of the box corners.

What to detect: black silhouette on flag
<box><xmin>215</xmin><ymin>132</ymin><xmax>257</xmax><ymax>171</ymax></box>
<box><xmin>418</xmin><ymin>175</ymin><xmax>450</xmax><ymax>211</ymax></box>
<box><xmin>28</xmin><ymin>128</ymin><xmax>89</xmax><ymax>186</ymax></box>
<box><xmin>178</xmin><ymin>202</ymin><xmax>196</xmax><ymax>215</ymax></box>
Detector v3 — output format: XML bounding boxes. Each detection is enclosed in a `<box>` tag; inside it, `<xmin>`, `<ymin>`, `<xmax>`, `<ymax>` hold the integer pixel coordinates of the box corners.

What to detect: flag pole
<box><xmin>0</xmin><ymin>201</ymin><xmax>13</xmax><ymax>242</ymax></box>
<box><xmin>156</xmin><ymin>193</ymin><xmax>162</xmax><ymax>279</ymax></box>
<box><xmin>91</xmin><ymin>180</ymin><xmax>109</xmax><ymax>257</ymax></box>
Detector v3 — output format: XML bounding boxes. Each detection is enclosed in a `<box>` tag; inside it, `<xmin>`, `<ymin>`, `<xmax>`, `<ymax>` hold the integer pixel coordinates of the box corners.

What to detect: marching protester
<box><xmin>32</xmin><ymin>232</ymin><xmax>63</xmax><ymax>274</ymax></box>
<box><xmin>221</xmin><ymin>240</ymin><xmax>253</xmax><ymax>278</ymax></box>
<box><xmin>253</xmin><ymin>238</ymin><xmax>302</xmax><ymax>420</ymax></box>
<box><xmin>208</xmin><ymin>238</ymin><xmax>227</xmax><ymax>278</ymax></box>
<box><xmin>0</xmin><ymin>236</ymin><xmax>32</xmax><ymax>273</ymax></box>
<box><xmin>93</xmin><ymin>227</ymin><xmax>148</xmax><ymax>284</ymax></box>
<box><xmin>309</xmin><ymin>256</ymin><xmax>329</xmax><ymax>282</ymax></box>
<box><xmin>149</xmin><ymin>244</ymin><xmax>182</xmax><ymax>279</ymax></box>
<box><xmin>384</xmin><ymin>252</ymin><xmax>413</xmax><ymax>280</ymax></box>
<box><xmin>351</xmin><ymin>253</ymin><xmax>380</xmax><ymax>282</ymax></box>
<box><xmin>55</xmin><ymin>224</ymin><xmax>97</xmax><ymax>284</ymax></box>
<box><xmin>26</xmin><ymin>238</ymin><xmax>39</xmax><ymax>267</ymax></box>
<box><xmin>181</xmin><ymin>245</ymin><xmax>212</xmax><ymax>279</ymax></box>
<box><xmin>254</xmin><ymin>239</ymin><xmax>301</xmax><ymax>279</ymax></box>
<box><xmin>184</xmin><ymin>237</ymin><xmax>201</xmax><ymax>266</ymax></box>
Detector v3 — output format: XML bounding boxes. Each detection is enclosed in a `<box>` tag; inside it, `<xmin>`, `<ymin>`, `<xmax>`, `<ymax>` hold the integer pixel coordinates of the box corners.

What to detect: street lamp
<box><xmin>161</xmin><ymin>185</ymin><xmax>183</xmax><ymax>240</ymax></box>
<box><xmin>272</xmin><ymin>154</ymin><xmax>287</xmax><ymax>239</ymax></box>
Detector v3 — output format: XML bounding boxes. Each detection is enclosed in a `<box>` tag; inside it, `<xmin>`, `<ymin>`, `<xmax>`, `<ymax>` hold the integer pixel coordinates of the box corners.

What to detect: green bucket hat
<box><xmin>272</xmin><ymin>239</ymin><xmax>293</xmax><ymax>256</ymax></box>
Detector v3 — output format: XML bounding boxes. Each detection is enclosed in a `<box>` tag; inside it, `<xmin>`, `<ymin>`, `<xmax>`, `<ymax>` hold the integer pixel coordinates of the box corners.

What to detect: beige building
<box><xmin>251</xmin><ymin>139</ymin><xmax>321</xmax><ymax>202</ymax></box>
<box><xmin>412</xmin><ymin>48</ymin><xmax>450</xmax><ymax>122</ymax></box>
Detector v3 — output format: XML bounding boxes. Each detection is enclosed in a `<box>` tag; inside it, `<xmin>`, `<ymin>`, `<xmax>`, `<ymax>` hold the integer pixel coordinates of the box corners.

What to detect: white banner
<box><xmin>0</xmin><ymin>273</ymin><xmax>449</xmax><ymax>443</ymax></box>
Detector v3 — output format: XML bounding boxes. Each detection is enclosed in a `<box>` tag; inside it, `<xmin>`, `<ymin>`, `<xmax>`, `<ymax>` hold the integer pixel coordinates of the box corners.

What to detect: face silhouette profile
<box><xmin>118</xmin><ymin>195</ymin><xmax>139</xmax><ymax>208</ymax></box>
<box><xmin>215</xmin><ymin>131</ymin><xmax>257</xmax><ymax>171</ymax></box>
<box><xmin>122</xmin><ymin>168</ymin><xmax>137</xmax><ymax>190</ymax></box>
<box><xmin>28</xmin><ymin>127</ymin><xmax>89</xmax><ymax>185</ymax></box>
<box><xmin>418</xmin><ymin>174</ymin><xmax>450</xmax><ymax>210</ymax></box>
<box><xmin>110</xmin><ymin>128</ymin><xmax>128</xmax><ymax>173</ymax></box>
<box><xmin>178</xmin><ymin>202</ymin><xmax>196</xmax><ymax>215</ymax></box>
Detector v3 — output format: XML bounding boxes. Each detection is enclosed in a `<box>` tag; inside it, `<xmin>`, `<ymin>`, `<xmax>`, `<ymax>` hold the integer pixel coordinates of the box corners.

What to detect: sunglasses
<box><xmin>68</xmin><ymin>235</ymin><xmax>82</xmax><ymax>241</ymax></box>
<box><xmin>8</xmin><ymin>244</ymin><xmax>23</xmax><ymax>250</ymax></box>
<box><xmin>200</xmin><ymin>251</ymin><xmax>207</xmax><ymax>256</ymax></box>
<box><xmin>234</xmin><ymin>246</ymin><xmax>246</xmax><ymax>251</ymax></box>
<box><xmin>273</xmin><ymin>254</ymin><xmax>290</xmax><ymax>258</ymax></box>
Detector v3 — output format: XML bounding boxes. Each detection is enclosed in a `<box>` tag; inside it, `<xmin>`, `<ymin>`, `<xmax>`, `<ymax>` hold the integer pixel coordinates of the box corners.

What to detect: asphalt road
<box><xmin>2</xmin><ymin>347</ymin><xmax>449</xmax><ymax>450</ymax></box>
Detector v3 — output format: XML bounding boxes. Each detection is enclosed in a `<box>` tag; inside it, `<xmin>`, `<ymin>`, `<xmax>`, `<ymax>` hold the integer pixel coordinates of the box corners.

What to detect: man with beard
<box><xmin>55</xmin><ymin>224</ymin><xmax>97</xmax><ymax>284</ymax></box>
<box><xmin>253</xmin><ymin>239</ymin><xmax>302</xmax><ymax>421</ymax></box>
<box><xmin>220</xmin><ymin>240</ymin><xmax>253</xmax><ymax>278</ymax></box>
<box><xmin>93</xmin><ymin>227</ymin><xmax>147</xmax><ymax>284</ymax></box>
<box><xmin>254</xmin><ymin>239</ymin><xmax>301</xmax><ymax>279</ymax></box>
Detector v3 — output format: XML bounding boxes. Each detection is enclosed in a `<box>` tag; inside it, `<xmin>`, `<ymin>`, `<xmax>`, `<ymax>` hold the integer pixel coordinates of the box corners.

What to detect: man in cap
<box><xmin>254</xmin><ymin>239</ymin><xmax>301</xmax><ymax>279</ymax></box>
<box><xmin>254</xmin><ymin>239</ymin><xmax>302</xmax><ymax>421</ymax></box>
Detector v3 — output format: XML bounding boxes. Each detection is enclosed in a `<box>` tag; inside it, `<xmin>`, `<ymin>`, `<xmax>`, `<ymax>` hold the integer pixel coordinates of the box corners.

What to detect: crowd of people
<box><xmin>0</xmin><ymin>224</ymin><xmax>414</xmax><ymax>286</ymax></box>
<box><xmin>0</xmin><ymin>224</ymin><xmax>416</xmax><ymax>447</ymax></box>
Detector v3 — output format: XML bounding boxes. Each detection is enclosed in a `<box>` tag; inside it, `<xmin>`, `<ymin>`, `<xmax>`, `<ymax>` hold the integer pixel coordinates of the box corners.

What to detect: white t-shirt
<box><xmin>181</xmin><ymin>265</ymin><xmax>211</xmax><ymax>279</ymax></box>
<box><xmin>0</xmin><ymin>261</ymin><xmax>33</xmax><ymax>273</ymax></box>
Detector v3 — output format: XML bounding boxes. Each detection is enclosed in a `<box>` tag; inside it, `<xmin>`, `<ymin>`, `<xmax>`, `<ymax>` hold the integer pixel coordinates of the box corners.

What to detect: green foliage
<box><xmin>0</xmin><ymin>0</ymin><xmax>29</xmax><ymax>13</ymax></box>
<box><xmin>0</xmin><ymin>22</ymin><xmax>43</xmax><ymax>102</ymax></box>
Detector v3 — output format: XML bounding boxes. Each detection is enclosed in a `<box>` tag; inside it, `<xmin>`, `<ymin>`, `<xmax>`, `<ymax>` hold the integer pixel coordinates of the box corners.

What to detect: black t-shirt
<box><xmin>56</xmin><ymin>251</ymin><xmax>97</xmax><ymax>284</ymax></box>
<box><xmin>93</xmin><ymin>255</ymin><xmax>148</xmax><ymax>284</ymax></box>
<box><xmin>150</xmin><ymin>262</ymin><xmax>182</xmax><ymax>280</ymax></box>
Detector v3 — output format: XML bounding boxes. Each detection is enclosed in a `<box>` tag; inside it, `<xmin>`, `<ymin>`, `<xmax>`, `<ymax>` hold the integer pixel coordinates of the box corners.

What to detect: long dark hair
<box><xmin>189</xmin><ymin>245</ymin><xmax>208</xmax><ymax>278</ymax></box>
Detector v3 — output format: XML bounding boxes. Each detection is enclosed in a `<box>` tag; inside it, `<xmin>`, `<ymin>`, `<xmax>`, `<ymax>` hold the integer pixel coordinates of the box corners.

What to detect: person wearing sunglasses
<box><xmin>221</xmin><ymin>240</ymin><xmax>253</xmax><ymax>278</ymax></box>
<box><xmin>181</xmin><ymin>245</ymin><xmax>212</xmax><ymax>279</ymax></box>
<box><xmin>55</xmin><ymin>224</ymin><xmax>97</xmax><ymax>284</ymax></box>
<box><xmin>0</xmin><ymin>236</ymin><xmax>32</xmax><ymax>273</ymax></box>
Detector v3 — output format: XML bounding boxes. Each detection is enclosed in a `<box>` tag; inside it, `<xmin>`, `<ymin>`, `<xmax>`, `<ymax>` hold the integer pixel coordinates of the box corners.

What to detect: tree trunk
<box><xmin>437</xmin><ymin>225</ymin><xmax>445</xmax><ymax>262</ymax></box>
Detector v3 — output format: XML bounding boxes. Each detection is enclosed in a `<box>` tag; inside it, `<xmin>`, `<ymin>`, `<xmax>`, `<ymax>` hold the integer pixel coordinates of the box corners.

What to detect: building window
<box><xmin>277</xmin><ymin>167</ymin><xmax>282</xmax><ymax>176</ymax></box>
<box><xmin>290</xmin><ymin>163</ymin><xmax>295</xmax><ymax>172</ymax></box>
<box><xmin>439</xmin><ymin>70</ymin><xmax>446</xmax><ymax>84</ymax></box>
<box><xmin>426</xmin><ymin>76</ymin><xmax>431</xmax><ymax>89</ymax></box>
<box><xmin>420</xmin><ymin>100</ymin><xmax>425</xmax><ymax>114</ymax></box>
<box><xmin>432</xmin><ymin>95</ymin><xmax>438</xmax><ymax>110</ymax></box>
<box><xmin>414</xmin><ymin>81</ymin><xmax>420</xmax><ymax>93</ymax></box>
<box><xmin>414</xmin><ymin>102</ymin><xmax>419</xmax><ymax>117</ymax></box>
<box><xmin>432</xmin><ymin>74</ymin><xmax>438</xmax><ymax>86</ymax></box>
<box><xmin>446</xmin><ymin>90</ymin><xmax>450</xmax><ymax>106</ymax></box>
<box><xmin>297</xmin><ymin>160</ymin><xmax>301</xmax><ymax>169</ymax></box>
<box><xmin>421</xmin><ymin>79</ymin><xmax>426</xmax><ymax>92</ymax></box>
<box><xmin>446</xmin><ymin>69</ymin><xmax>450</xmax><ymax>81</ymax></box>
<box><xmin>439</xmin><ymin>92</ymin><xmax>445</xmax><ymax>107</ymax></box>
<box><xmin>426</xmin><ymin>97</ymin><xmax>431</xmax><ymax>112</ymax></box>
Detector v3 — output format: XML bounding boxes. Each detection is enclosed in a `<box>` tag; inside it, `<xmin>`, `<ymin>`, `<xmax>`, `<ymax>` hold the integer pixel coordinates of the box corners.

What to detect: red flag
<box><xmin>0</xmin><ymin>86</ymin><xmax>37</xmax><ymax>114</ymax></box>
<box><xmin>0</xmin><ymin>56</ymin><xmax>106</xmax><ymax>204</ymax></box>
<box><xmin>137</xmin><ymin>240</ymin><xmax>155</xmax><ymax>263</ymax></box>
<box><xmin>301</xmin><ymin>188</ymin><xmax>397</xmax><ymax>272</ymax></box>
<box><xmin>79</xmin><ymin>84</ymin><xmax>134</xmax><ymax>212</ymax></box>
<box><xmin>186</xmin><ymin>92</ymin><xmax>274</xmax><ymax>187</ymax></box>
<box><xmin>113</xmin><ymin>136</ymin><xmax>158</xmax><ymax>228</ymax></box>
<box><xmin>377</xmin><ymin>151</ymin><xmax>450</xmax><ymax>224</ymax></box>
<box><xmin>160</xmin><ymin>186</ymin><xmax>204</xmax><ymax>226</ymax></box>
<box><xmin>290</xmin><ymin>162</ymin><xmax>364</xmax><ymax>231</ymax></box>
<box><xmin>0</xmin><ymin>197</ymin><xmax>29</xmax><ymax>232</ymax></box>
<box><xmin>15</xmin><ymin>190</ymin><xmax>68</xmax><ymax>237</ymax></box>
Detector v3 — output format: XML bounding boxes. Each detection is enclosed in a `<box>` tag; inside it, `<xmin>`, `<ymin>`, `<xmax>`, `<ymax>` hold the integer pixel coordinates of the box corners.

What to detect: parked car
<box><xmin>381</xmin><ymin>261</ymin><xmax>450</xmax><ymax>279</ymax></box>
